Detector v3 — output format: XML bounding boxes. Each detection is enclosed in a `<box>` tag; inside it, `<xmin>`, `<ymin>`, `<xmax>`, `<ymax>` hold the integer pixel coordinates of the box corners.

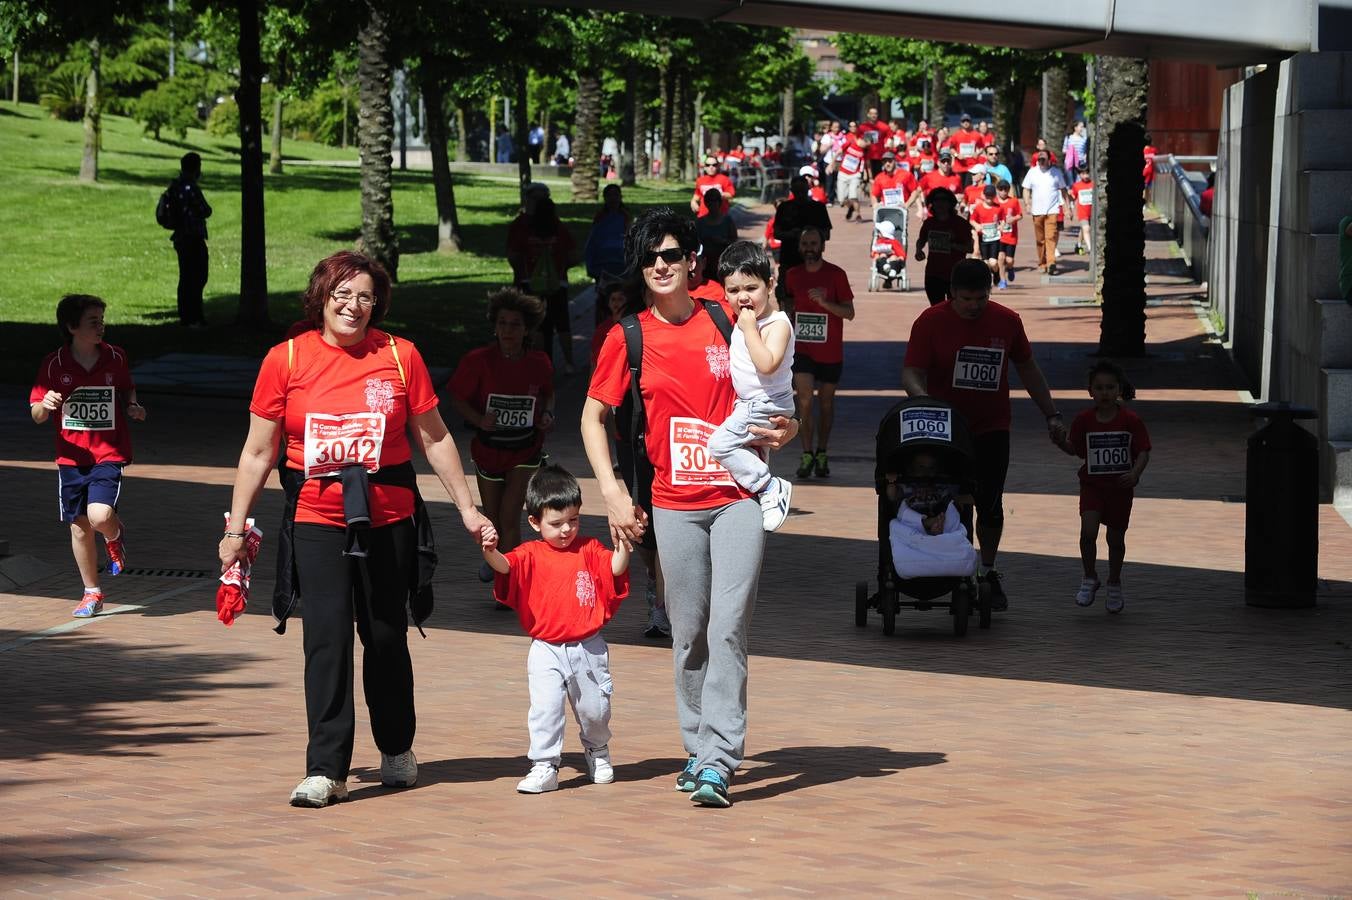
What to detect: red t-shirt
<box><xmin>861</xmin><ymin>121</ymin><xmax>891</xmax><ymax>161</ymax></box>
<box><xmin>1070</xmin><ymin>179</ymin><xmax>1094</xmax><ymax>221</ymax></box>
<box><xmin>809</xmin><ymin>184</ymin><xmax>829</xmax><ymax>204</ymax></box>
<box><xmin>837</xmin><ymin>138</ymin><xmax>866</xmax><ymax>177</ymax></box>
<box><xmin>910</xmin><ymin>132</ymin><xmax>937</xmax><ymax>156</ymax></box>
<box><xmin>447</xmin><ymin>344</ymin><xmax>554</xmax><ymax>471</ymax></box>
<box><xmin>693</xmin><ymin>173</ymin><xmax>735</xmax><ymax>216</ymax></box>
<box><xmin>690</xmin><ymin>278</ymin><xmax>727</xmax><ymax>303</ymax></box>
<box><xmin>592</xmin><ymin>320</ymin><xmax>619</xmax><ymax>367</ymax></box>
<box><xmin>963</xmin><ymin>182</ymin><xmax>987</xmax><ymax>209</ymax></box>
<box><xmin>249</xmin><ymin>328</ymin><xmax>438</xmax><ymax>527</ymax></box>
<box><xmin>1142</xmin><ymin>146</ymin><xmax>1158</xmax><ymax>185</ymax></box>
<box><xmin>969</xmin><ymin>201</ymin><xmax>1003</xmax><ymax>244</ymax></box>
<box><xmin>998</xmin><ymin>197</ymin><xmax>1022</xmax><ymax>245</ymax></box>
<box><xmin>903</xmin><ymin>300</ymin><xmax>1033</xmax><ymax>435</ymax></box>
<box><xmin>917</xmin><ymin>215</ymin><xmax>974</xmax><ymax>280</ymax></box>
<box><xmin>764</xmin><ymin>215</ymin><xmax>781</xmax><ymax>250</ymax></box>
<box><xmin>588</xmin><ymin>302</ymin><xmax>749</xmax><ymax>511</ymax></box>
<box><xmin>784</xmin><ymin>261</ymin><xmax>854</xmax><ymax>365</ymax></box>
<box><xmin>493</xmin><ymin>537</ymin><xmax>630</xmax><ymax>643</ymax></box>
<box><xmin>871</xmin><ymin>169</ymin><xmax>917</xmax><ymax>205</ymax></box>
<box><xmin>946</xmin><ymin>130</ymin><xmax>982</xmax><ymax>173</ymax></box>
<box><xmin>31</xmin><ymin>343</ymin><xmax>137</xmax><ymax>467</ymax></box>
<box><xmin>871</xmin><ymin>236</ymin><xmax>906</xmax><ymax>260</ymax></box>
<box><xmin>1069</xmin><ymin>406</ymin><xmax>1152</xmax><ymax>484</ymax></box>
<box><xmin>919</xmin><ymin>170</ymin><xmax>961</xmax><ymax>199</ymax></box>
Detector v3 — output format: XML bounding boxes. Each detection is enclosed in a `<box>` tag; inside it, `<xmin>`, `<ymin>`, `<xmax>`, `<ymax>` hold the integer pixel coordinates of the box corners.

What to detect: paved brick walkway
<box><xmin>2</xmin><ymin>196</ymin><xmax>1350</xmax><ymax>897</ymax></box>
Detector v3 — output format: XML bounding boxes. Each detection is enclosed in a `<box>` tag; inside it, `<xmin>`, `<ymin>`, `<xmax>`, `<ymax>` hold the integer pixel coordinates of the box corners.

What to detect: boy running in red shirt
<box><xmin>482</xmin><ymin>464</ymin><xmax>630</xmax><ymax>794</ymax></box>
<box><xmin>1056</xmin><ymin>361</ymin><xmax>1151</xmax><ymax>614</ymax></box>
<box><xmin>995</xmin><ymin>180</ymin><xmax>1022</xmax><ymax>288</ymax></box>
<box><xmin>1069</xmin><ymin>163</ymin><xmax>1094</xmax><ymax>256</ymax></box>
<box><xmin>30</xmin><ymin>294</ymin><xmax>146</xmax><ymax>617</ymax></box>
<box><xmin>969</xmin><ymin>184</ymin><xmax>1004</xmax><ymax>284</ymax></box>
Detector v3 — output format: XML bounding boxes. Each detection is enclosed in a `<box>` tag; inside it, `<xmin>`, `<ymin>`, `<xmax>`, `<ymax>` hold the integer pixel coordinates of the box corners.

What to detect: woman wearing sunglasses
<box><xmin>582</xmin><ymin>208</ymin><xmax>797</xmax><ymax>808</ymax></box>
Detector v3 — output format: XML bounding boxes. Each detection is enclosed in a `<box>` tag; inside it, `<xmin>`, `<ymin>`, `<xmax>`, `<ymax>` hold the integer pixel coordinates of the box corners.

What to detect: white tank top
<box><xmin>730</xmin><ymin>310</ymin><xmax>794</xmax><ymax>403</ymax></box>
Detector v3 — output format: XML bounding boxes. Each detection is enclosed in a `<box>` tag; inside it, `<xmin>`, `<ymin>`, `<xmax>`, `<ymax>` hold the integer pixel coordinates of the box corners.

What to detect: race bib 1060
<box><xmin>668</xmin><ymin>417</ymin><xmax>735</xmax><ymax>487</ymax></box>
<box><xmin>900</xmin><ymin>406</ymin><xmax>952</xmax><ymax>443</ymax></box>
<box><xmin>303</xmin><ymin>412</ymin><xmax>386</xmax><ymax>479</ymax></box>
<box><xmin>62</xmin><ymin>386</ymin><xmax>115</xmax><ymax>432</ymax></box>
<box><xmin>1086</xmin><ymin>431</ymin><xmax>1132</xmax><ymax>475</ymax></box>
<box><xmin>795</xmin><ymin>312</ymin><xmax>828</xmax><ymax>343</ymax></box>
<box><xmin>486</xmin><ymin>393</ymin><xmax>536</xmax><ymax>430</ymax></box>
<box><xmin>952</xmin><ymin>346</ymin><xmax>1005</xmax><ymax>391</ymax></box>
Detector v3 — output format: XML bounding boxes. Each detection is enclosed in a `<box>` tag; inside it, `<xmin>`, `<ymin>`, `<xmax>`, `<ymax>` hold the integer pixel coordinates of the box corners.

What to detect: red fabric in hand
<box><xmin>217</xmin><ymin>514</ymin><xmax>262</xmax><ymax>626</ymax></box>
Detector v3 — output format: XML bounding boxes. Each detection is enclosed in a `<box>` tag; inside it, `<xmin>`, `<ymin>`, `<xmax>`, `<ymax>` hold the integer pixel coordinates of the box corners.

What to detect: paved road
<box><xmin>2</xmin><ymin>199</ymin><xmax>1350</xmax><ymax>896</ymax></box>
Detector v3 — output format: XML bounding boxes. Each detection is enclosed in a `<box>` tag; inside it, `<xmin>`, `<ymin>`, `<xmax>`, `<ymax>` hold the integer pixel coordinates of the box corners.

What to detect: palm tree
<box><xmin>571</xmin><ymin>69</ymin><xmax>601</xmax><ymax>201</ymax></box>
<box><xmin>1041</xmin><ymin>65</ymin><xmax>1069</xmax><ymax>146</ymax></box>
<box><xmin>78</xmin><ymin>38</ymin><xmax>100</xmax><ymax>182</ymax></box>
<box><xmin>356</xmin><ymin>0</ymin><xmax>397</xmax><ymax>279</ymax></box>
<box><xmin>418</xmin><ymin>66</ymin><xmax>462</xmax><ymax>253</ymax></box>
<box><xmin>236</xmin><ymin>0</ymin><xmax>268</xmax><ymax>327</ymax></box>
<box><xmin>1094</xmin><ymin>55</ymin><xmax>1148</xmax><ymax>357</ymax></box>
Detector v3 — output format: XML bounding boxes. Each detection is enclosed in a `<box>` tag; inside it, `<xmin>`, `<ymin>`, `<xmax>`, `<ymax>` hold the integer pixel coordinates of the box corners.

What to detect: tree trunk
<box><xmin>357</xmin><ymin>0</ymin><xmax>398</xmax><ymax>279</ymax></box>
<box><xmin>672</xmin><ymin>70</ymin><xmax>689</xmax><ymax>181</ymax></box>
<box><xmin>1041</xmin><ymin>66</ymin><xmax>1069</xmax><ymax>147</ymax></box>
<box><xmin>236</xmin><ymin>0</ymin><xmax>269</xmax><ymax>327</ymax></box>
<box><xmin>79</xmin><ymin>38</ymin><xmax>100</xmax><ymax>183</ymax></box>
<box><xmin>634</xmin><ymin>74</ymin><xmax>649</xmax><ymax>179</ymax></box>
<box><xmin>781</xmin><ymin>86</ymin><xmax>794</xmax><ymax>148</ymax></box>
<box><xmin>487</xmin><ymin>94</ymin><xmax>495</xmax><ymax>163</ymax></box>
<box><xmin>340</xmin><ymin>84</ymin><xmax>349</xmax><ymax>149</ymax></box>
<box><xmin>660</xmin><ymin>60</ymin><xmax>674</xmax><ymax>181</ymax></box>
<box><xmin>929</xmin><ymin>64</ymin><xmax>947</xmax><ymax>127</ymax></box>
<box><xmin>689</xmin><ymin>87</ymin><xmax>703</xmax><ymax>182</ymax></box>
<box><xmin>620</xmin><ymin>61</ymin><xmax>636</xmax><ymax>187</ymax></box>
<box><xmin>454</xmin><ymin>102</ymin><xmax>467</xmax><ymax>162</ymax></box>
<box><xmin>420</xmin><ymin>70</ymin><xmax>462</xmax><ymax>253</ymax></box>
<box><xmin>12</xmin><ymin>48</ymin><xmax>18</xmax><ymax>105</ymax></box>
<box><xmin>992</xmin><ymin>83</ymin><xmax>1013</xmax><ymax>150</ymax></box>
<box><xmin>269</xmin><ymin>93</ymin><xmax>284</xmax><ymax>174</ymax></box>
<box><xmin>514</xmin><ymin>65</ymin><xmax>531</xmax><ymax>196</ymax></box>
<box><xmin>1095</xmin><ymin>56</ymin><xmax>1148</xmax><ymax>357</ymax></box>
<box><xmin>571</xmin><ymin>70</ymin><xmax>600</xmax><ymax>201</ymax></box>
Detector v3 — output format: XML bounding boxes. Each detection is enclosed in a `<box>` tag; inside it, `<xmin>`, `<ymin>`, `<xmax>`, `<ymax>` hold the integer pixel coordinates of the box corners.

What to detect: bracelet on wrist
<box><xmin>223</xmin><ymin>531</ymin><xmax>248</xmax><ymax>539</ymax></box>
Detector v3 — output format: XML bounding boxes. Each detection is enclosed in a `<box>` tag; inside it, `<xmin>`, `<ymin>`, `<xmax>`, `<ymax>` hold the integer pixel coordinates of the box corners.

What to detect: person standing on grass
<box><xmin>165</xmin><ymin>152</ymin><xmax>212</xmax><ymax>328</ymax></box>
<box><xmin>30</xmin><ymin>294</ymin><xmax>146</xmax><ymax>618</ymax></box>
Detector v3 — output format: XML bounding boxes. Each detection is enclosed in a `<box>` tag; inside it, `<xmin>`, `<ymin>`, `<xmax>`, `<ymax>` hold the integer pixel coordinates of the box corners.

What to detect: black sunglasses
<box><xmin>642</xmin><ymin>247</ymin><xmax>689</xmax><ymax>267</ymax></box>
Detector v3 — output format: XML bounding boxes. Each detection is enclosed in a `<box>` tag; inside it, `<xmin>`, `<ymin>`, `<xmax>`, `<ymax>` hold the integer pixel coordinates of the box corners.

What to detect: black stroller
<box><xmin>855</xmin><ymin>397</ymin><xmax>993</xmax><ymax>636</ymax></box>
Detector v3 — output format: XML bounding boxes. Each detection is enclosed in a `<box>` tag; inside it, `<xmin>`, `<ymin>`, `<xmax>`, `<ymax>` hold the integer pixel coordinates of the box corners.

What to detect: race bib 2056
<box><xmin>62</xmin><ymin>386</ymin><xmax>115</xmax><ymax>432</ymax></box>
<box><xmin>486</xmin><ymin>393</ymin><xmax>536</xmax><ymax>430</ymax></box>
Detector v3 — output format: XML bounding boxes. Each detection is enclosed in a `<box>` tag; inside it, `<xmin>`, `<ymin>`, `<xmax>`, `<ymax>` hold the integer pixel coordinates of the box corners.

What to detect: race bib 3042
<box><xmin>303</xmin><ymin>412</ymin><xmax>386</xmax><ymax>478</ymax></box>
<box><xmin>952</xmin><ymin>346</ymin><xmax>1005</xmax><ymax>391</ymax></box>
<box><xmin>668</xmin><ymin>417</ymin><xmax>735</xmax><ymax>487</ymax></box>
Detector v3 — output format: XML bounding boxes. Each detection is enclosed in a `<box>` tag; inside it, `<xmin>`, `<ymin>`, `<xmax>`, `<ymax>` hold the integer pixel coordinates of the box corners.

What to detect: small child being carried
<box><xmin>707</xmin><ymin>240</ymin><xmax>797</xmax><ymax>532</ymax></box>
<box><xmin>481</xmin><ymin>464</ymin><xmax>630</xmax><ymax>794</ymax></box>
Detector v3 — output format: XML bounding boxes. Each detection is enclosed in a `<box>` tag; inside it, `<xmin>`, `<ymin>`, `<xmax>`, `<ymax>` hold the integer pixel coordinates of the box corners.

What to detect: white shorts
<box><xmin>836</xmin><ymin>173</ymin><xmax>862</xmax><ymax>203</ymax></box>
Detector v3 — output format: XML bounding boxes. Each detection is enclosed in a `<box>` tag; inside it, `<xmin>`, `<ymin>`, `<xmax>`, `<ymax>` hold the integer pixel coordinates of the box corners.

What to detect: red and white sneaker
<box><xmin>73</xmin><ymin>590</ymin><xmax>104</xmax><ymax>618</ymax></box>
<box><xmin>105</xmin><ymin>529</ymin><xmax>127</xmax><ymax>576</ymax></box>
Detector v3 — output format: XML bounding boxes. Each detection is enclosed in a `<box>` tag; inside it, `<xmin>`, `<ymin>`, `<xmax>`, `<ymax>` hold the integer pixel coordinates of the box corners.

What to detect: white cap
<box><xmin>798</xmin><ymin>165</ymin><xmax>819</xmax><ymax>178</ymax></box>
<box><xmin>969</xmin><ymin>163</ymin><xmax>986</xmax><ymax>175</ymax></box>
<box><xmin>876</xmin><ymin>220</ymin><xmax>896</xmax><ymax>238</ymax></box>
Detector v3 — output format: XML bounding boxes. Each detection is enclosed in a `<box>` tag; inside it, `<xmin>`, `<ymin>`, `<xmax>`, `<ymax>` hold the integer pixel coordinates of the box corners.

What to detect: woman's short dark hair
<box><xmin>949</xmin><ymin>258</ymin><xmax>994</xmax><ymax>294</ymax></box>
<box><xmin>623</xmin><ymin>206</ymin><xmax>697</xmax><ymax>278</ymax></box>
<box><xmin>525</xmin><ymin>464</ymin><xmax>583</xmax><ymax>518</ymax></box>
<box><xmin>703</xmin><ymin>187</ymin><xmax>724</xmax><ymax>210</ymax></box>
<box><xmin>789</xmin><ymin>175</ymin><xmax>809</xmax><ymax>197</ymax></box>
<box><xmin>56</xmin><ymin>294</ymin><xmax>106</xmax><ymax>344</ymax></box>
<box><xmin>487</xmin><ymin>286</ymin><xmax>545</xmax><ymax>334</ymax></box>
<box><xmin>530</xmin><ymin>198</ymin><xmax>559</xmax><ymax>238</ymax></box>
<box><xmin>1087</xmin><ymin>359</ymin><xmax>1137</xmax><ymax>401</ymax></box>
<box><xmin>301</xmin><ymin>251</ymin><xmax>392</xmax><ymax>327</ymax></box>
<box><xmin>717</xmin><ymin>240</ymin><xmax>773</xmax><ymax>284</ymax></box>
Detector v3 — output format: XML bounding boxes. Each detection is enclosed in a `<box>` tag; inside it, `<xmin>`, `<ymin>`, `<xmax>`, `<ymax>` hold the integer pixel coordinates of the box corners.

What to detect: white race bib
<box><xmin>839</xmin><ymin>152</ymin><xmax>861</xmax><ymax>175</ymax></box>
<box><xmin>668</xmin><ymin>417</ymin><xmax>735</xmax><ymax>487</ymax></box>
<box><xmin>952</xmin><ymin>346</ymin><xmax>1005</xmax><ymax>392</ymax></box>
<box><xmin>303</xmin><ymin>412</ymin><xmax>386</xmax><ymax>479</ymax></box>
<box><xmin>928</xmin><ymin>231</ymin><xmax>952</xmax><ymax>254</ymax></box>
<box><xmin>61</xmin><ymin>386</ymin><xmax>115</xmax><ymax>432</ymax></box>
<box><xmin>794</xmin><ymin>312</ymin><xmax>828</xmax><ymax>343</ymax></box>
<box><xmin>882</xmin><ymin>187</ymin><xmax>904</xmax><ymax>207</ymax></box>
<box><xmin>920</xmin><ymin>159</ymin><xmax>935</xmax><ymax>173</ymax></box>
<box><xmin>898</xmin><ymin>160</ymin><xmax>911</xmax><ymax>172</ymax></box>
<box><xmin>960</xmin><ymin>141</ymin><xmax>977</xmax><ymax>158</ymax></box>
<box><xmin>872</xmin><ymin>239</ymin><xmax>893</xmax><ymax>254</ymax></box>
<box><xmin>486</xmin><ymin>393</ymin><xmax>536</xmax><ymax>430</ymax></box>
<box><xmin>981</xmin><ymin>222</ymin><xmax>1000</xmax><ymax>242</ymax></box>
<box><xmin>900</xmin><ymin>406</ymin><xmax>952</xmax><ymax>443</ymax></box>
<box><xmin>1077</xmin><ymin>188</ymin><xmax>1094</xmax><ymax>207</ymax></box>
<box><xmin>1086</xmin><ymin>431</ymin><xmax>1133</xmax><ymax>475</ymax></box>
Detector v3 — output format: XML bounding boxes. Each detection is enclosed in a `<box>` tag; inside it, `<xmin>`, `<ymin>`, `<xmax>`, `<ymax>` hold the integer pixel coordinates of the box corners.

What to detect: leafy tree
<box><xmin>133</xmin><ymin>72</ymin><xmax>204</xmax><ymax>139</ymax></box>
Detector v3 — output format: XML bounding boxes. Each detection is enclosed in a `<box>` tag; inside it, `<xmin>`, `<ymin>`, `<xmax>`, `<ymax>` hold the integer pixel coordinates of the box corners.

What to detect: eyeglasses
<box><xmin>331</xmin><ymin>288</ymin><xmax>376</xmax><ymax>308</ymax></box>
<box><xmin>641</xmin><ymin>247</ymin><xmax>688</xmax><ymax>267</ymax></box>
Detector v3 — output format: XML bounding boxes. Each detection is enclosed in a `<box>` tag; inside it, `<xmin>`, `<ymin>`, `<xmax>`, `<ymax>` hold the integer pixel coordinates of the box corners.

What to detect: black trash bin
<box><xmin>1244</xmin><ymin>402</ymin><xmax>1318</xmax><ymax>608</ymax></box>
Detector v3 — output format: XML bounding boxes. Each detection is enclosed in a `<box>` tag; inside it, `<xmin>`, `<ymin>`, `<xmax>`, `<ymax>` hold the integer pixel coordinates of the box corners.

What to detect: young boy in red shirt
<box><xmin>482</xmin><ymin>464</ymin><xmax>630</xmax><ymax>794</ymax></box>
<box><xmin>1069</xmin><ymin>163</ymin><xmax>1094</xmax><ymax>256</ymax></box>
<box><xmin>30</xmin><ymin>294</ymin><xmax>147</xmax><ymax>617</ymax></box>
<box><xmin>995</xmin><ymin>180</ymin><xmax>1022</xmax><ymax>288</ymax></box>
<box><xmin>969</xmin><ymin>184</ymin><xmax>1004</xmax><ymax>284</ymax></box>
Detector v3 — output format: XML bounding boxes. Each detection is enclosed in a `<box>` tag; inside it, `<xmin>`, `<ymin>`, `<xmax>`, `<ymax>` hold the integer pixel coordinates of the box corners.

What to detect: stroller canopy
<box><xmin>874</xmin><ymin>397</ymin><xmax>976</xmax><ymax>487</ymax></box>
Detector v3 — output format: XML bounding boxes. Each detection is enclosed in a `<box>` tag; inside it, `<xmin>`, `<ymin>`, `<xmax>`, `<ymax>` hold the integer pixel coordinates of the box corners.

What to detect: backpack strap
<box><xmin>619</xmin><ymin>313</ymin><xmax>644</xmax><ymax>498</ymax></box>
<box><xmin>699</xmin><ymin>298</ymin><xmax>734</xmax><ymax>344</ymax></box>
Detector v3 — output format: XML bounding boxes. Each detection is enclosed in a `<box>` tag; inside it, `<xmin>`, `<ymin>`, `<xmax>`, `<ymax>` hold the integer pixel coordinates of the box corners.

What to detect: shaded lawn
<box><xmin>0</xmin><ymin>103</ymin><xmax>693</xmax><ymax>386</ymax></box>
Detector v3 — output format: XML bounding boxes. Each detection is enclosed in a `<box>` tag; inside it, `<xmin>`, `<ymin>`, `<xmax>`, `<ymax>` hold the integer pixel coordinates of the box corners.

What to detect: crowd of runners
<box><xmin>26</xmin><ymin>114</ymin><xmax>1154</xmax><ymax>811</ymax></box>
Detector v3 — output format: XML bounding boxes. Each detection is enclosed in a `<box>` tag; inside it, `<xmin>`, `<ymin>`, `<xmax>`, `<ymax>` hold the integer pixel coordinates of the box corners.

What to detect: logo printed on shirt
<box><xmin>60</xmin><ymin>374</ymin><xmax>73</xmax><ymax>386</ymax></box>
<box><xmin>705</xmin><ymin>343</ymin><xmax>730</xmax><ymax>379</ymax></box>
<box><xmin>105</xmin><ymin>373</ymin><xmax>115</xmax><ymax>385</ymax></box>
<box><xmin>575</xmin><ymin>570</ymin><xmax>597</xmax><ymax>608</ymax></box>
<box><xmin>364</xmin><ymin>378</ymin><xmax>395</xmax><ymax>415</ymax></box>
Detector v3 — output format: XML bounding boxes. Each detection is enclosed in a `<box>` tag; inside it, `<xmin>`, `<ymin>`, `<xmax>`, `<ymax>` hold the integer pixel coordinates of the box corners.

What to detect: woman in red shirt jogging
<box><xmin>219</xmin><ymin>251</ymin><xmax>490</xmax><ymax>810</ymax></box>
<box><xmin>914</xmin><ymin>187</ymin><xmax>975</xmax><ymax>306</ymax></box>
<box><xmin>582</xmin><ymin>208</ymin><xmax>797</xmax><ymax>808</ymax></box>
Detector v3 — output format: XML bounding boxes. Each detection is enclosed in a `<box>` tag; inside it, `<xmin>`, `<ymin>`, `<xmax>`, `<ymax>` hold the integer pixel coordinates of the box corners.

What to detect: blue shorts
<box><xmin>58</xmin><ymin>462</ymin><xmax>124</xmax><ymax>523</ymax></box>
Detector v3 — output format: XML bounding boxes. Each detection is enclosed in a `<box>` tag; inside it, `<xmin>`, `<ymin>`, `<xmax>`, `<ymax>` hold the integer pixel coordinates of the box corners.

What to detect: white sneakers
<box><xmin>381</xmin><ymin>750</ymin><xmax>418</xmax><ymax>787</ymax></box>
<box><xmin>1075</xmin><ymin>578</ymin><xmax>1100</xmax><ymax>607</ymax></box>
<box><xmin>760</xmin><ymin>476</ymin><xmax>793</xmax><ymax>532</ymax></box>
<box><xmin>290</xmin><ymin>775</ymin><xmax>349</xmax><ymax>808</ymax></box>
<box><xmin>516</xmin><ymin>762</ymin><xmax>559</xmax><ymax>794</ymax></box>
<box><xmin>585</xmin><ymin>746</ymin><xmax>614</xmax><ymax>784</ymax></box>
<box><xmin>1105</xmin><ymin>583</ymin><xmax>1125</xmax><ymax>614</ymax></box>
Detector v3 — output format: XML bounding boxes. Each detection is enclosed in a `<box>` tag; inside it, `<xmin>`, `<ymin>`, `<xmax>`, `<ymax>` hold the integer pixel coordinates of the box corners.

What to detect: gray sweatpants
<box><xmin>653</xmin><ymin>500</ymin><xmax>764</xmax><ymax>780</ymax></box>
<box><xmin>707</xmin><ymin>394</ymin><xmax>796</xmax><ymax>494</ymax></box>
<box><xmin>526</xmin><ymin>634</ymin><xmax>613</xmax><ymax>766</ymax></box>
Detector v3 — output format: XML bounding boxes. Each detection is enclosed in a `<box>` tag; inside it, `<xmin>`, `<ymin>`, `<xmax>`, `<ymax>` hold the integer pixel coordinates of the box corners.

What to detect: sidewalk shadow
<box><xmin>733</xmin><ymin>745</ymin><xmax>947</xmax><ymax>803</ymax></box>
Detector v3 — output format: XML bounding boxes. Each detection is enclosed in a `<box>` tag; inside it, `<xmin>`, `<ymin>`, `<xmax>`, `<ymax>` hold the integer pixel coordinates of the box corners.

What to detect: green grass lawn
<box><xmin>0</xmin><ymin>102</ymin><xmax>694</xmax><ymax>386</ymax></box>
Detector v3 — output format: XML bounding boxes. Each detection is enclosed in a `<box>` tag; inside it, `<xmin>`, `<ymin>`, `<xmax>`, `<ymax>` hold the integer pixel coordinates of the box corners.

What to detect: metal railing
<box><xmin>1151</xmin><ymin>154</ymin><xmax>1214</xmax><ymax>285</ymax></box>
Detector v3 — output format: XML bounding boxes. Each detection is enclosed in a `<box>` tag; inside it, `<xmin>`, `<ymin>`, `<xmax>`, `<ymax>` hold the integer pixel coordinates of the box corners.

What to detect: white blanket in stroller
<box><xmin>889</xmin><ymin>502</ymin><xmax>979</xmax><ymax>579</ymax></box>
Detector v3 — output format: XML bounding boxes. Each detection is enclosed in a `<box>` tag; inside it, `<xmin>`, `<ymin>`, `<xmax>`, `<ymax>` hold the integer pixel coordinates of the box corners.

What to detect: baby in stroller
<box><xmin>886</xmin><ymin>446</ymin><xmax>978</xmax><ymax>579</ymax></box>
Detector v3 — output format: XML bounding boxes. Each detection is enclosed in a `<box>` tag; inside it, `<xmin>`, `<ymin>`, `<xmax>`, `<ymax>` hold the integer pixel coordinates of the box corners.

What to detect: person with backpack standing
<box><xmin>582</xmin><ymin>207</ymin><xmax>798</xmax><ymax>807</ymax></box>
<box><xmin>157</xmin><ymin>152</ymin><xmax>212</xmax><ymax>328</ymax></box>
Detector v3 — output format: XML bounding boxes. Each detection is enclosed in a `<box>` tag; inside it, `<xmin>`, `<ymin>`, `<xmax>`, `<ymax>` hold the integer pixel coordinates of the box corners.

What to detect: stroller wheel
<box><xmin>951</xmin><ymin>583</ymin><xmax>970</xmax><ymax>637</ymax></box>
<box><xmin>881</xmin><ymin>585</ymin><xmax>897</xmax><ymax>637</ymax></box>
<box><xmin>855</xmin><ymin>581</ymin><xmax>869</xmax><ymax>628</ymax></box>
